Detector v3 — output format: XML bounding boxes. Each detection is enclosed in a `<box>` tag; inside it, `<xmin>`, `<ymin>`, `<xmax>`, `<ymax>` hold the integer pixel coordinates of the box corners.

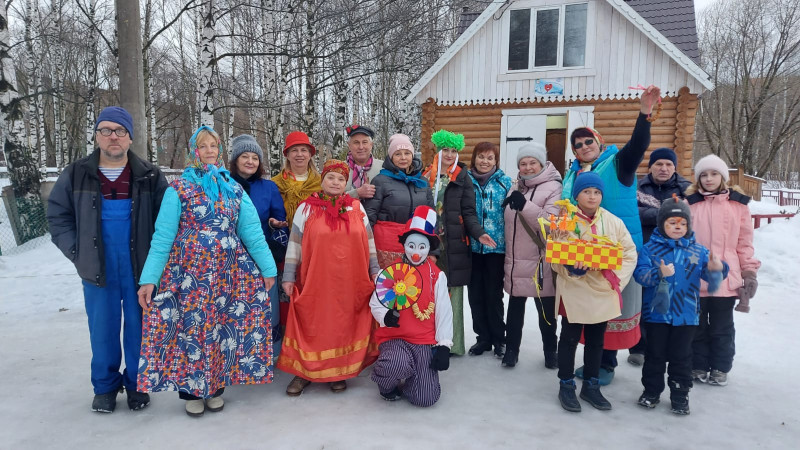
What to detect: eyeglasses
<box><xmin>97</xmin><ymin>128</ymin><xmax>129</xmax><ymax>137</ymax></box>
<box><xmin>574</xmin><ymin>138</ymin><xmax>594</xmax><ymax>150</ymax></box>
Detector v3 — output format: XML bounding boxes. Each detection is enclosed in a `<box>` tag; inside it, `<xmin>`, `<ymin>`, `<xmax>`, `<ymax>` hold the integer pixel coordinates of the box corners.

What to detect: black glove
<box><xmin>501</xmin><ymin>191</ymin><xmax>527</xmax><ymax>211</ymax></box>
<box><xmin>430</xmin><ymin>345</ymin><xmax>450</xmax><ymax>371</ymax></box>
<box><xmin>566</xmin><ymin>265</ymin><xmax>588</xmax><ymax>276</ymax></box>
<box><xmin>383</xmin><ymin>309</ymin><xmax>400</xmax><ymax>328</ymax></box>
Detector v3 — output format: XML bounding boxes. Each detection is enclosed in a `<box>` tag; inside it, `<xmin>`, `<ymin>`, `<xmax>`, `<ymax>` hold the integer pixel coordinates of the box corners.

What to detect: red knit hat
<box><xmin>283</xmin><ymin>131</ymin><xmax>316</xmax><ymax>156</ymax></box>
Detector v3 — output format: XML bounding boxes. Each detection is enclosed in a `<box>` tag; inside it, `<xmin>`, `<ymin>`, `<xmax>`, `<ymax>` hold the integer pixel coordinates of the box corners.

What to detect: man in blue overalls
<box><xmin>48</xmin><ymin>107</ymin><xmax>168</xmax><ymax>413</ymax></box>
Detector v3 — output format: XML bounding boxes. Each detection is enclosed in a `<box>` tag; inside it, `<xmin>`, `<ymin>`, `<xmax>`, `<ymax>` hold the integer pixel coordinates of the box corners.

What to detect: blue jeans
<box><xmin>82</xmin><ymin>198</ymin><xmax>142</xmax><ymax>395</ymax></box>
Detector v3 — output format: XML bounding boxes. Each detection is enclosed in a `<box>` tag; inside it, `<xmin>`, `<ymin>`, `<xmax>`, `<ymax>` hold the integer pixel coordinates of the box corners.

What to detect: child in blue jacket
<box><xmin>634</xmin><ymin>195</ymin><xmax>728</xmax><ymax>415</ymax></box>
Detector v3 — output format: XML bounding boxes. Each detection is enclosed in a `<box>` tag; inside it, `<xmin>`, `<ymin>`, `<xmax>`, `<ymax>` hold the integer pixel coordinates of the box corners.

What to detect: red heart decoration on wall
<box><xmin>545</xmin><ymin>84</ymin><xmax>553</xmax><ymax>92</ymax></box>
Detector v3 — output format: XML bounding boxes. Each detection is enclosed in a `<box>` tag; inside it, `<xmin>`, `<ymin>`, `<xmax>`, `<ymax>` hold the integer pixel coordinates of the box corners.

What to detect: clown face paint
<box><xmin>404</xmin><ymin>234</ymin><xmax>431</xmax><ymax>266</ymax></box>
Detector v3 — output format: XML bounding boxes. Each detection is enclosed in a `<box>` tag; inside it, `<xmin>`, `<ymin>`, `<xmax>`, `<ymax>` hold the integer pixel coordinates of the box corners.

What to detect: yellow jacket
<box><xmin>553</xmin><ymin>207</ymin><xmax>637</xmax><ymax>324</ymax></box>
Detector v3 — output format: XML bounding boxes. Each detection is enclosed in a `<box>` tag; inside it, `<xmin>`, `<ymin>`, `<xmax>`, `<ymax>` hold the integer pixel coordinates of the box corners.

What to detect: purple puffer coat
<box><xmin>503</xmin><ymin>162</ymin><xmax>563</xmax><ymax>298</ymax></box>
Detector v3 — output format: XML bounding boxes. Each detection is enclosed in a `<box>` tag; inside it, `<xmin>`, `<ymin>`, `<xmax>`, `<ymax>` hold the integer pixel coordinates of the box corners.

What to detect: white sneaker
<box><xmin>205</xmin><ymin>396</ymin><xmax>224</xmax><ymax>412</ymax></box>
<box><xmin>185</xmin><ymin>399</ymin><xmax>205</xmax><ymax>417</ymax></box>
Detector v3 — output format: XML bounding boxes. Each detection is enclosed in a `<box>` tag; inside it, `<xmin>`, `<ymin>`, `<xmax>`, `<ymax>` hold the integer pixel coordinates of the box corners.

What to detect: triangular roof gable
<box><xmin>404</xmin><ymin>0</ymin><xmax>713</xmax><ymax>104</ymax></box>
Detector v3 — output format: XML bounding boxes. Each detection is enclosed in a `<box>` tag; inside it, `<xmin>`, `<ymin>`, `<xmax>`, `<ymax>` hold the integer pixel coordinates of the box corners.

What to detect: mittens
<box><xmin>430</xmin><ymin>345</ymin><xmax>450</xmax><ymax>371</ymax></box>
<box><xmin>501</xmin><ymin>191</ymin><xmax>526</xmax><ymax>211</ymax></box>
<box><xmin>742</xmin><ymin>270</ymin><xmax>758</xmax><ymax>298</ymax></box>
<box><xmin>736</xmin><ymin>287</ymin><xmax>751</xmax><ymax>313</ymax></box>
<box><xmin>566</xmin><ymin>265</ymin><xmax>588</xmax><ymax>276</ymax></box>
<box><xmin>384</xmin><ymin>309</ymin><xmax>400</xmax><ymax>328</ymax></box>
<box><xmin>651</xmin><ymin>278</ymin><xmax>671</xmax><ymax>315</ymax></box>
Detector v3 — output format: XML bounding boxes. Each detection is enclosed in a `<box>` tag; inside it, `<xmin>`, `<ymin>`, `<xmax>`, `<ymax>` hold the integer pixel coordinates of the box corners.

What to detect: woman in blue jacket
<box><xmin>466</xmin><ymin>142</ymin><xmax>512</xmax><ymax>358</ymax></box>
<box><xmin>229</xmin><ymin>134</ymin><xmax>288</xmax><ymax>355</ymax></box>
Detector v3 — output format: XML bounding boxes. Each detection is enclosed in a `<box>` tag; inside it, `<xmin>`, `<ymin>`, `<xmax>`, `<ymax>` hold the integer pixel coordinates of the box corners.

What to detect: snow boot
<box><xmin>126</xmin><ymin>390</ymin><xmax>150</xmax><ymax>411</ymax></box>
<box><xmin>185</xmin><ymin>399</ymin><xmax>205</xmax><ymax>417</ymax></box>
<box><xmin>709</xmin><ymin>369</ymin><xmax>728</xmax><ymax>386</ymax></box>
<box><xmin>468</xmin><ymin>341</ymin><xmax>493</xmax><ymax>356</ymax></box>
<box><xmin>544</xmin><ymin>351</ymin><xmax>558</xmax><ymax>369</ymax></box>
<box><xmin>205</xmin><ymin>396</ymin><xmax>224</xmax><ymax>412</ymax></box>
<box><xmin>637</xmin><ymin>392</ymin><xmax>660</xmax><ymax>409</ymax></box>
<box><xmin>380</xmin><ymin>387</ymin><xmax>402</xmax><ymax>402</ymax></box>
<box><xmin>669</xmin><ymin>380</ymin><xmax>691</xmax><ymax>415</ymax></box>
<box><xmin>580</xmin><ymin>377</ymin><xmax>612</xmax><ymax>411</ymax></box>
<box><xmin>627</xmin><ymin>353</ymin><xmax>645</xmax><ymax>366</ymax></box>
<box><xmin>558</xmin><ymin>379</ymin><xmax>581</xmax><ymax>412</ymax></box>
<box><xmin>91</xmin><ymin>388</ymin><xmax>121</xmax><ymax>413</ymax></box>
<box><xmin>501</xmin><ymin>348</ymin><xmax>519</xmax><ymax>367</ymax></box>
<box><xmin>576</xmin><ymin>366</ymin><xmax>614</xmax><ymax>385</ymax></box>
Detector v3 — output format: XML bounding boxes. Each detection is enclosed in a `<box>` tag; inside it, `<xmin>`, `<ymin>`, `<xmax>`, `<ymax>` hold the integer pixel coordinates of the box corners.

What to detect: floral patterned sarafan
<box><xmin>137</xmin><ymin>178</ymin><xmax>272</xmax><ymax>398</ymax></box>
<box><xmin>375</xmin><ymin>263</ymin><xmax>422</xmax><ymax>310</ymax></box>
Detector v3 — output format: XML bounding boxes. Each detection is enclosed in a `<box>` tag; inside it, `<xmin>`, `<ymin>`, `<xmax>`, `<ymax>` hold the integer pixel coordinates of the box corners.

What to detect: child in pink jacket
<box><xmin>685</xmin><ymin>155</ymin><xmax>760</xmax><ymax>387</ymax></box>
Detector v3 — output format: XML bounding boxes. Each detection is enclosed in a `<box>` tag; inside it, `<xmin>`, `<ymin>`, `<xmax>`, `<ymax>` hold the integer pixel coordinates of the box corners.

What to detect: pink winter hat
<box><xmin>387</xmin><ymin>134</ymin><xmax>414</xmax><ymax>158</ymax></box>
<box><xmin>694</xmin><ymin>154</ymin><xmax>730</xmax><ymax>182</ymax></box>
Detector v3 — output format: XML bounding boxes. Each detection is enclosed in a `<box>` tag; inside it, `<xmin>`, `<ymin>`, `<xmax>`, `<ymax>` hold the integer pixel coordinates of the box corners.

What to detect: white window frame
<box><xmin>500</xmin><ymin>0</ymin><xmax>595</xmax><ymax>75</ymax></box>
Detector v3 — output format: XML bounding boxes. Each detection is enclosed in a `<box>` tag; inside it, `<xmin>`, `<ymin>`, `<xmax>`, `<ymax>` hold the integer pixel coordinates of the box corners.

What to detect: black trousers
<box><xmin>506</xmin><ymin>296</ymin><xmax>527</xmax><ymax>352</ymax></box>
<box><xmin>179</xmin><ymin>388</ymin><xmax>224</xmax><ymax>401</ymax></box>
<box><xmin>467</xmin><ymin>253</ymin><xmax>506</xmax><ymax>347</ymax></box>
<box><xmin>641</xmin><ymin>323</ymin><xmax>696</xmax><ymax>395</ymax></box>
<box><xmin>557</xmin><ymin>317</ymin><xmax>607</xmax><ymax>381</ymax></box>
<box><xmin>630</xmin><ymin>326</ymin><xmax>647</xmax><ymax>355</ymax></box>
<box><xmin>533</xmin><ymin>296</ymin><xmax>557</xmax><ymax>353</ymax></box>
<box><xmin>693</xmin><ymin>296</ymin><xmax>736</xmax><ymax>373</ymax></box>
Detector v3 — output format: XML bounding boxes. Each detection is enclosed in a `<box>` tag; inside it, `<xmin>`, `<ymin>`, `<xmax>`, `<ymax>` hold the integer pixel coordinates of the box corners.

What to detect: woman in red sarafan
<box><xmin>279</xmin><ymin>159</ymin><xmax>380</xmax><ymax>396</ymax></box>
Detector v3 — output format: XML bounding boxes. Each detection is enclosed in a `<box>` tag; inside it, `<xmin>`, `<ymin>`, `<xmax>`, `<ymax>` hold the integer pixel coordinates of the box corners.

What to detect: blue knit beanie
<box><xmin>572</xmin><ymin>171</ymin><xmax>605</xmax><ymax>199</ymax></box>
<box><xmin>648</xmin><ymin>147</ymin><xmax>677</xmax><ymax>168</ymax></box>
<box><xmin>95</xmin><ymin>106</ymin><xmax>134</xmax><ymax>140</ymax></box>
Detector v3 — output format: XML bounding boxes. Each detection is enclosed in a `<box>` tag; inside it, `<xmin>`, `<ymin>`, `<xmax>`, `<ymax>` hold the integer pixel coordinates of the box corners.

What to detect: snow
<box><xmin>749</xmin><ymin>199</ymin><xmax>799</xmax><ymax>215</ymax></box>
<box><xmin>2</xmin><ymin>219</ymin><xmax>800</xmax><ymax>449</ymax></box>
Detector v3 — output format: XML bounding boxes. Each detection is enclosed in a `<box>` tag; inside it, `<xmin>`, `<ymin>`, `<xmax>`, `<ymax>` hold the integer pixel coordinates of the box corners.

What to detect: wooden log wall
<box><xmin>419</xmin><ymin>87</ymin><xmax>699</xmax><ymax>179</ymax></box>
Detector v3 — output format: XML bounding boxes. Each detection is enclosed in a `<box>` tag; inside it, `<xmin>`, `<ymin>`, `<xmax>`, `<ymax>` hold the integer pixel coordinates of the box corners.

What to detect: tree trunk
<box><xmin>85</xmin><ymin>0</ymin><xmax>98</xmax><ymax>157</ymax></box>
<box><xmin>1</xmin><ymin>4</ymin><xmax>48</xmax><ymax>245</ymax></box>
<box><xmin>197</xmin><ymin>0</ymin><xmax>216</xmax><ymax>127</ymax></box>
<box><xmin>115</xmin><ymin>0</ymin><xmax>148</xmax><ymax>160</ymax></box>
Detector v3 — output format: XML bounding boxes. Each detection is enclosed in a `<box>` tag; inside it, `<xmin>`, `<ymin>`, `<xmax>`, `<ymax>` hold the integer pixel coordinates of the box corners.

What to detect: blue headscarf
<box><xmin>182</xmin><ymin>125</ymin><xmax>238</xmax><ymax>209</ymax></box>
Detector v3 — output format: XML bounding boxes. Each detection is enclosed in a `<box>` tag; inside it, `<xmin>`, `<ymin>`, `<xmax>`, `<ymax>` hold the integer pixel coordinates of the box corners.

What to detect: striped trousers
<box><xmin>371</xmin><ymin>339</ymin><xmax>441</xmax><ymax>407</ymax></box>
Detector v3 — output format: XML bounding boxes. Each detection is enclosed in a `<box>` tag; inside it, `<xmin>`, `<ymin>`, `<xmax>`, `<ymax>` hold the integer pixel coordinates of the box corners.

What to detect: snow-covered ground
<box><xmin>1</xmin><ymin>216</ymin><xmax>798</xmax><ymax>449</ymax></box>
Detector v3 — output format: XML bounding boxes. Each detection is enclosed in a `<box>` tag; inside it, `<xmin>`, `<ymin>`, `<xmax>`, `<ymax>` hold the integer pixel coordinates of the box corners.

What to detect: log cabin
<box><xmin>405</xmin><ymin>0</ymin><xmax>712</xmax><ymax>180</ymax></box>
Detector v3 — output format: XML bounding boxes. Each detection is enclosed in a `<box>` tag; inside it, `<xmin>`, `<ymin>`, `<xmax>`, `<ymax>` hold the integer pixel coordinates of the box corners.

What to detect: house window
<box><xmin>506</xmin><ymin>3</ymin><xmax>588</xmax><ymax>71</ymax></box>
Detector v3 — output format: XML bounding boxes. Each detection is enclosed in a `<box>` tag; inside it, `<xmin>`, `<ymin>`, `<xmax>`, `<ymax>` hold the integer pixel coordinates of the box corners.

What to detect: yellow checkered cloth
<box><xmin>545</xmin><ymin>239</ymin><xmax>623</xmax><ymax>270</ymax></box>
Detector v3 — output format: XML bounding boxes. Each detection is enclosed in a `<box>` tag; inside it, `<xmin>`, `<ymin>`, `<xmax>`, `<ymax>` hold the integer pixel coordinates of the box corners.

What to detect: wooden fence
<box><xmin>761</xmin><ymin>189</ymin><xmax>800</xmax><ymax>207</ymax></box>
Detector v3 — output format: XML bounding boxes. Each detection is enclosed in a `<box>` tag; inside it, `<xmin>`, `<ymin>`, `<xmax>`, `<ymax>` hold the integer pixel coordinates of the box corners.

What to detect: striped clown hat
<box><xmin>399</xmin><ymin>205</ymin><xmax>440</xmax><ymax>250</ymax></box>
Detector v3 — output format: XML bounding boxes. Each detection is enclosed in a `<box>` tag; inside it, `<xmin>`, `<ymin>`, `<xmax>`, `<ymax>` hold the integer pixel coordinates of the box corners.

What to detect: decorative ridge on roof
<box><xmin>431</xmin><ymin>91</ymin><xmax>683</xmax><ymax>107</ymax></box>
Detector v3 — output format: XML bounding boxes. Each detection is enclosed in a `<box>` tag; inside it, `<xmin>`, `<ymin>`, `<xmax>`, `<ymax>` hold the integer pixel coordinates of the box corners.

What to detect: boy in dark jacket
<box><xmin>633</xmin><ymin>195</ymin><xmax>728</xmax><ymax>415</ymax></box>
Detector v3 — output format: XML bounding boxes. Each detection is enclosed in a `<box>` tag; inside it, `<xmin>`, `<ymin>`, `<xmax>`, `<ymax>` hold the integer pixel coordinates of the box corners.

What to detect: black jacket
<box><xmin>435</xmin><ymin>162</ymin><xmax>486</xmax><ymax>287</ymax></box>
<box><xmin>364</xmin><ymin>157</ymin><xmax>433</xmax><ymax>226</ymax></box>
<box><xmin>637</xmin><ymin>172</ymin><xmax>691</xmax><ymax>242</ymax></box>
<box><xmin>47</xmin><ymin>149</ymin><xmax>168</xmax><ymax>286</ymax></box>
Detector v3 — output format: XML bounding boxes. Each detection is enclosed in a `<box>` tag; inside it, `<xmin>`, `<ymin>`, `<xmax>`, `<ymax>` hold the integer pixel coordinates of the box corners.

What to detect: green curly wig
<box><xmin>431</xmin><ymin>129</ymin><xmax>465</xmax><ymax>151</ymax></box>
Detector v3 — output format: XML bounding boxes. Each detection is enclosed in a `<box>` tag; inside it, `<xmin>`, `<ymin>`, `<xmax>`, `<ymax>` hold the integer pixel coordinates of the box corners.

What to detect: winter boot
<box><xmin>91</xmin><ymin>388</ymin><xmax>121</xmax><ymax>413</ymax></box>
<box><xmin>580</xmin><ymin>377</ymin><xmax>612</xmax><ymax>411</ymax></box>
<box><xmin>493</xmin><ymin>342</ymin><xmax>506</xmax><ymax>359</ymax></box>
<box><xmin>126</xmin><ymin>390</ymin><xmax>150</xmax><ymax>411</ymax></box>
<box><xmin>669</xmin><ymin>380</ymin><xmax>691</xmax><ymax>415</ymax></box>
<box><xmin>380</xmin><ymin>387</ymin><xmax>402</xmax><ymax>402</ymax></box>
<box><xmin>637</xmin><ymin>391</ymin><xmax>660</xmax><ymax>409</ymax></box>
<box><xmin>574</xmin><ymin>366</ymin><xmax>615</xmax><ymax>385</ymax></box>
<box><xmin>627</xmin><ymin>353</ymin><xmax>645</xmax><ymax>366</ymax></box>
<box><xmin>558</xmin><ymin>379</ymin><xmax>581</xmax><ymax>412</ymax></box>
<box><xmin>185</xmin><ymin>399</ymin><xmax>205</xmax><ymax>417</ymax></box>
<box><xmin>468</xmin><ymin>341</ymin><xmax>493</xmax><ymax>356</ymax></box>
<box><xmin>501</xmin><ymin>348</ymin><xmax>519</xmax><ymax>367</ymax></box>
<box><xmin>205</xmin><ymin>396</ymin><xmax>224</xmax><ymax>412</ymax></box>
<box><xmin>544</xmin><ymin>351</ymin><xmax>558</xmax><ymax>369</ymax></box>
<box><xmin>709</xmin><ymin>369</ymin><xmax>728</xmax><ymax>386</ymax></box>
<box><xmin>692</xmin><ymin>369</ymin><xmax>708</xmax><ymax>383</ymax></box>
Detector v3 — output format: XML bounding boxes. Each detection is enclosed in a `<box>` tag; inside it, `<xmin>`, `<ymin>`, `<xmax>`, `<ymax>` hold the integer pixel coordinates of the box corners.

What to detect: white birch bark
<box><xmin>85</xmin><ymin>0</ymin><xmax>98</xmax><ymax>157</ymax></box>
<box><xmin>197</xmin><ymin>0</ymin><xmax>216</xmax><ymax>128</ymax></box>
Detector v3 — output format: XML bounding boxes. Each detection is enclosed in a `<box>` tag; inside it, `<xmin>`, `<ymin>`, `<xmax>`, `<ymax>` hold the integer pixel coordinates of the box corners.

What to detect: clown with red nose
<box><xmin>369</xmin><ymin>205</ymin><xmax>454</xmax><ymax>407</ymax></box>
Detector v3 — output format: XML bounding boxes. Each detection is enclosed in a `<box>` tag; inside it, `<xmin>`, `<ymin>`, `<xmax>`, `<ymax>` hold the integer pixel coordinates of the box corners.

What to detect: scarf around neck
<box><xmin>273</xmin><ymin>169</ymin><xmax>321</xmax><ymax>225</ymax></box>
<box><xmin>303</xmin><ymin>191</ymin><xmax>354</xmax><ymax>233</ymax></box>
<box><xmin>470</xmin><ymin>167</ymin><xmax>496</xmax><ymax>186</ymax></box>
<box><xmin>183</xmin><ymin>126</ymin><xmax>238</xmax><ymax>210</ymax></box>
<box><xmin>346</xmin><ymin>152</ymin><xmax>373</xmax><ymax>189</ymax></box>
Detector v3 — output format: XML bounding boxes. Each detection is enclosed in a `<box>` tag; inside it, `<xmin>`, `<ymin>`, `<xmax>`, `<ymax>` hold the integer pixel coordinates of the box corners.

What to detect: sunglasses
<box><xmin>573</xmin><ymin>138</ymin><xmax>594</xmax><ymax>150</ymax></box>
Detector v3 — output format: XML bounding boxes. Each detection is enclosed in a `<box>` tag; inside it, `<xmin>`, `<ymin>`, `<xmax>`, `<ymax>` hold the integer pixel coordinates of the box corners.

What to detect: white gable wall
<box><xmin>414</xmin><ymin>0</ymin><xmax>705</xmax><ymax>106</ymax></box>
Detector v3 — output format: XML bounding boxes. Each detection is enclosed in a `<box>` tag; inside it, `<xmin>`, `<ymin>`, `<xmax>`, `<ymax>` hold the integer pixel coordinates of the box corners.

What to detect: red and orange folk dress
<box><xmin>279</xmin><ymin>192</ymin><xmax>380</xmax><ymax>381</ymax></box>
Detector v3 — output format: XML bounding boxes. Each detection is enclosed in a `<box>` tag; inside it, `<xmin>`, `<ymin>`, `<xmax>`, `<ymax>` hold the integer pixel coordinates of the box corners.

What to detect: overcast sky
<box><xmin>695</xmin><ymin>0</ymin><xmax>717</xmax><ymax>14</ymax></box>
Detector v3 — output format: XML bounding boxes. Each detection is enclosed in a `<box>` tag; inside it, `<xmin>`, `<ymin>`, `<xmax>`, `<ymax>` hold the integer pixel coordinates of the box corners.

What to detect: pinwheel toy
<box><xmin>375</xmin><ymin>263</ymin><xmax>423</xmax><ymax>310</ymax></box>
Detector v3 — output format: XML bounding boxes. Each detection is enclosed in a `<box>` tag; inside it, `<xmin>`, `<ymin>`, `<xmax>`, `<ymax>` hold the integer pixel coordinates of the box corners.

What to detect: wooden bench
<box><xmin>751</xmin><ymin>213</ymin><xmax>796</xmax><ymax>229</ymax></box>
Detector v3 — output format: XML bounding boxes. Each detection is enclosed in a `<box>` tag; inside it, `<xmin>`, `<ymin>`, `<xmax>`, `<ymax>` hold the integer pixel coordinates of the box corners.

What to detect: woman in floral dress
<box><xmin>137</xmin><ymin>126</ymin><xmax>277</xmax><ymax>417</ymax></box>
